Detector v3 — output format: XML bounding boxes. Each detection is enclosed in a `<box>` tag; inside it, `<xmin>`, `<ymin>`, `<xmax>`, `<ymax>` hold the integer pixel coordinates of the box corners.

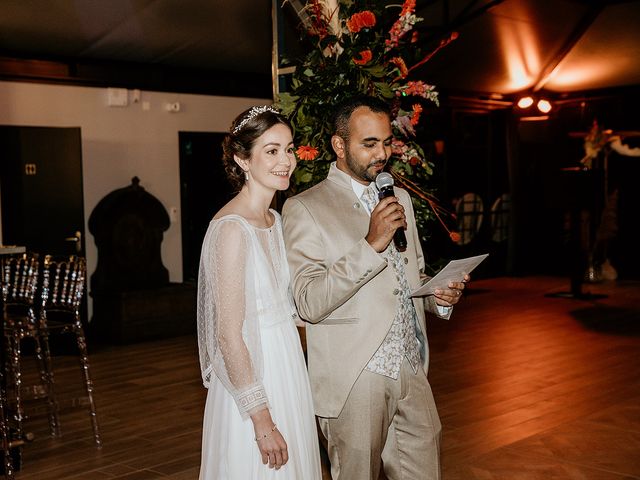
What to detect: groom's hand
<box><xmin>366</xmin><ymin>196</ymin><xmax>407</xmax><ymax>252</ymax></box>
<box><xmin>434</xmin><ymin>274</ymin><xmax>470</xmax><ymax>306</ymax></box>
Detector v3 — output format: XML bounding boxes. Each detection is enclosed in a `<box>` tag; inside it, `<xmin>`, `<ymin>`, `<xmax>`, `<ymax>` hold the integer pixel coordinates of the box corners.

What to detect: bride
<box><xmin>197</xmin><ymin>105</ymin><xmax>321</xmax><ymax>479</ymax></box>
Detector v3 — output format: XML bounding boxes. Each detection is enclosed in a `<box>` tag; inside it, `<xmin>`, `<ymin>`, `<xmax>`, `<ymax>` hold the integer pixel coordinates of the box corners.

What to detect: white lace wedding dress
<box><xmin>197</xmin><ymin>210</ymin><xmax>321</xmax><ymax>479</ymax></box>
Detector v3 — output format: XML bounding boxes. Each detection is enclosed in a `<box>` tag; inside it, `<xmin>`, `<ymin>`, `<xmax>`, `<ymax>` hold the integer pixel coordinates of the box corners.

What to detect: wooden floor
<box><xmin>10</xmin><ymin>275</ymin><xmax>640</xmax><ymax>479</ymax></box>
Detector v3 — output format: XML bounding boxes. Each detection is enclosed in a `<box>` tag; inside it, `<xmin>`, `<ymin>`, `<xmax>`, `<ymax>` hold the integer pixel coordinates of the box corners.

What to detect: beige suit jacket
<box><xmin>282</xmin><ymin>163</ymin><xmax>447</xmax><ymax>418</ymax></box>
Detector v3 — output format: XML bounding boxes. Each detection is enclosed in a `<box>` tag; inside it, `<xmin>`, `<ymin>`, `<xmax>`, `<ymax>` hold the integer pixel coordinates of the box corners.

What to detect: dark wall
<box><xmin>524</xmin><ymin>90</ymin><xmax>640</xmax><ymax>280</ymax></box>
<box><xmin>424</xmin><ymin>88</ymin><xmax>640</xmax><ymax>280</ymax></box>
<box><xmin>421</xmin><ymin>106</ymin><xmax>510</xmax><ymax>278</ymax></box>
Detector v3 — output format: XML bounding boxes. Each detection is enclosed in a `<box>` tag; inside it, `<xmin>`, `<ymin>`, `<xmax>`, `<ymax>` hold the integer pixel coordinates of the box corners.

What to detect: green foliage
<box><xmin>277</xmin><ymin>0</ymin><xmax>454</xmax><ymax>241</ymax></box>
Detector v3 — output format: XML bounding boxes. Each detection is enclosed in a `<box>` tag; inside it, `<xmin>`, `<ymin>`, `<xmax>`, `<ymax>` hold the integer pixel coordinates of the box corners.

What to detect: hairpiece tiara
<box><xmin>232</xmin><ymin>105</ymin><xmax>279</xmax><ymax>134</ymax></box>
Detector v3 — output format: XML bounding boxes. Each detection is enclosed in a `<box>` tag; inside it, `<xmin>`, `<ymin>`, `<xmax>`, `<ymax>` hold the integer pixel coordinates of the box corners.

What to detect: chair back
<box><xmin>1</xmin><ymin>253</ymin><xmax>39</xmax><ymax>307</ymax></box>
<box><xmin>40</xmin><ymin>255</ymin><xmax>87</xmax><ymax>315</ymax></box>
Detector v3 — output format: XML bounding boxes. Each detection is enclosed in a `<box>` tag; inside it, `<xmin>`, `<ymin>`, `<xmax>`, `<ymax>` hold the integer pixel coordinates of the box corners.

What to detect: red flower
<box><xmin>409</xmin><ymin>156</ymin><xmax>420</xmax><ymax>166</ymax></box>
<box><xmin>353</xmin><ymin>49</ymin><xmax>373</xmax><ymax>65</ymax></box>
<box><xmin>296</xmin><ymin>145</ymin><xmax>319</xmax><ymax>161</ymax></box>
<box><xmin>449</xmin><ymin>232</ymin><xmax>461</xmax><ymax>243</ymax></box>
<box><xmin>307</xmin><ymin>0</ymin><xmax>329</xmax><ymax>39</ymax></box>
<box><xmin>346</xmin><ymin>11</ymin><xmax>376</xmax><ymax>33</ymax></box>
<box><xmin>410</xmin><ymin>104</ymin><xmax>423</xmax><ymax>126</ymax></box>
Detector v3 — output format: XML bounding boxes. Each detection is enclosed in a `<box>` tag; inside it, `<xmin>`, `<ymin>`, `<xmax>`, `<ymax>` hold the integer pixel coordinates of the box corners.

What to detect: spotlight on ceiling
<box><xmin>517</xmin><ymin>96</ymin><xmax>534</xmax><ymax>109</ymax></box>
<box><xmin>537</xmin><ymin>99</ymin><xmax>552</xmax><ymax>113</ymax></box>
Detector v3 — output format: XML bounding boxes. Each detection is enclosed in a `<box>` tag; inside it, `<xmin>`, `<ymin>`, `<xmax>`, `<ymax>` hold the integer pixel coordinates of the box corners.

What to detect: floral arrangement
<box><xmin>277</xmin><ymin>0</ymin><xmax>459</xmax><ymax>242</ymax></box>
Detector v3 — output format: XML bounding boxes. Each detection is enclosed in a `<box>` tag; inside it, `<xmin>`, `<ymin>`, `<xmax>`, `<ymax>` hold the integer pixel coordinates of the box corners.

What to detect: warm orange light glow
<box><xmin>537</xmin><ymin>99</ymin><xmax>552</xmax><ymax>113</ymax></box>
<box><xmin>517</xmin><ymin>96</ymin><xmax>534</xmax><ymax>108</ymax></box>
<box><xmin>543</xmin><ymin>1</ymin><xmax>637</xmax><ymax>94</ymax></box>
<box><xmin>495</xmin><ymin>2</ymin><xmax>540</xmax><ymax>92</ymax></box>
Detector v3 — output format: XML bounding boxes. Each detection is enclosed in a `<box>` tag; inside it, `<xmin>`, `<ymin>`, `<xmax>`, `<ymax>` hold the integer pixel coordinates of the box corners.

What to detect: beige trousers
<box><xmin>318</xmin><ymin>359</ymin><xmax>442</xmax><ymax>480</ymax></box>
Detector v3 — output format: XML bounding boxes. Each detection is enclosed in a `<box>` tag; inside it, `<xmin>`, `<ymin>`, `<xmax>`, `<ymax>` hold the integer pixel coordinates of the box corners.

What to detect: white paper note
<box><xmin>411</xmin><ymin>253</ymin><xmax>489</xmax><ymax>297</ymax></box>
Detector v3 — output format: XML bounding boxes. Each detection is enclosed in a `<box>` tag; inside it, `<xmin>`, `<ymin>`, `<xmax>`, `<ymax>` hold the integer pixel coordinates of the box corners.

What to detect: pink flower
<box><xmin>396</xmin><ymin>81</ymin><xmax>438</xmax><ymax>104</ymax></box>
<box><xmin>392</xmin><ymin>139</ymin><xmax>406</xmax><ymax>156</ymax></box>
<box><xmin>386</xmin><ymin>0</ymin><xmax>420</xmax><ymax>51</ymax></box>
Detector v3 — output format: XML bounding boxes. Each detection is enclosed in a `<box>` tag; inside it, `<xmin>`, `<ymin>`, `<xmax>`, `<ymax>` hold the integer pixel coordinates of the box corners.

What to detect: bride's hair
<box><xmin>222</xmin><ymin>106</ymin><xmax>292</xmax><ymax>191</ymax></box>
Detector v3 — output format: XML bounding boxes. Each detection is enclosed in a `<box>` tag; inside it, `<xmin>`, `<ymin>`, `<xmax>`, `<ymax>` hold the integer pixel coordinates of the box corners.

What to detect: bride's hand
<box><xmin>251</xmin><ymin>409</ymin><xmax>289</xmax><ymax>469</ymax></box>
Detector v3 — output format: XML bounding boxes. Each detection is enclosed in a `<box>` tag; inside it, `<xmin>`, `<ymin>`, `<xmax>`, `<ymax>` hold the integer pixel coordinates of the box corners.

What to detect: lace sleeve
<box><xmin>197</xmin><ymin>219</ymin><xmax>269</xmax><ymax>419</ymax></box>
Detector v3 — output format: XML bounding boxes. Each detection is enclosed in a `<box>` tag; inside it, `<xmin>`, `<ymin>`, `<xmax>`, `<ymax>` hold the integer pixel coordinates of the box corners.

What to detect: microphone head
<box><xmin>375</xmin><ymin>172</ymin><xmax>394</xmax><ymax>190</ymax></box>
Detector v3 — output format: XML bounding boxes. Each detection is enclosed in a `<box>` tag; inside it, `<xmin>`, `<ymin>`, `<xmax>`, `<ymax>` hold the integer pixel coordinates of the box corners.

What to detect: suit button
<box><xmin>393</xmin><ymin>288</ymin><xmax>400</xmax><ymax>295</ymax></box>
<box><xmin>404</xmin><ymin>257</ymin><xmax>409</xmax><ymax>264</ymax></box>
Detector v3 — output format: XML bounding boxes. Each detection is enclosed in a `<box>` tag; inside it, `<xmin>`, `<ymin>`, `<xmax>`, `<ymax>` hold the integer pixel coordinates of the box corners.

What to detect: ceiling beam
<box><xmin>532</xmin><ymin>3</ymin><xmax>604</xmax><ymax>92</ymax></box>
<box><xmin>416</xmin><ymin>0</ymin><xmax>505</xmax><ymax>42</ymax></box>
<box><xmin>0</xmin><ymin>54</ymin><xmax>272</xmax><ymax>98</ymax></box>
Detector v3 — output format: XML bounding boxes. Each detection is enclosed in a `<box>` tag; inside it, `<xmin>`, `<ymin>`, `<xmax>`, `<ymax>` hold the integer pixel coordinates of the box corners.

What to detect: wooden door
<box><xmin>0</xmin><ymin>126</ymin><xmax>85</xmax><ymax>257</ymax></box>
<box><xmin>179</xmin><ymin>131</ymin><xmax>232</xmax><ymax>282</ymax></box>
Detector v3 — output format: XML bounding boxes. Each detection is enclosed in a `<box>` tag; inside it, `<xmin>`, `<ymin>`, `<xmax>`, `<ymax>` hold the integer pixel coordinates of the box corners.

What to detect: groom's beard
<box><xmin>345</xmin><ymin>150</ymin><xmax>387</xmax><ymax>184</ymax></box>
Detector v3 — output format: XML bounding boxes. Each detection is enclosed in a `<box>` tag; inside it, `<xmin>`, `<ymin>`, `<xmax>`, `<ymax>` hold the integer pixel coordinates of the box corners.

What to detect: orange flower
<box><xmin>296</xmin><ymin>145</ymin><xmax>319</xmax><ymax>161</ymax></box>
<box><xmin>390</xmin><ymin>57</ymin><xmax>408</xmax><ymax>79</ymax></box>
<box><xmin>401</xmin><ymin>0</ymin><xmax>416</xmax><ymax>16</ymax></box>
<box><xmin>353</xmin><ymin>49</ymin><xmax>373</xmax><ymax>65</ymax></box>
<box><xmin>410</xmin><ymin>104</ymin><xmax>423</xmax><ymax>126</ymax></box>
<box><xmin>346</xmin><ymin>11</ymin><xmax>376</xmax><ymax>33</ymax></box>
<box><xmin>449</xmin><ymin>231</ymin><xmax>461</xmax><ymax>243</ymax></box>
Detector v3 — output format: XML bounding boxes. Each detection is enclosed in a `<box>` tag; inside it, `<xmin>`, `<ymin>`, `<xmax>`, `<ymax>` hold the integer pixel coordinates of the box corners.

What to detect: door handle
<box><xmin>65</xmin><ymin>231</ymin><xmax>82</xmax><ymax>253</ymax></box>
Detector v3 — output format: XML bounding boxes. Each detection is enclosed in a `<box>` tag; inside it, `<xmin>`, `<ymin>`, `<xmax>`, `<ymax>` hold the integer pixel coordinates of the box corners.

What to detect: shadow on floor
<box><xmin>571</xmin><ymin>305</ymin><xmax>640</xmax><ymax>336</ymax></box>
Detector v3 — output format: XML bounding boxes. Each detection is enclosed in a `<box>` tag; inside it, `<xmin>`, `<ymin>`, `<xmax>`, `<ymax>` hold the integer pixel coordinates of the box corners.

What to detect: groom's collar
<box><xmin>327</xmin><ymin>162</ymin><xmax>375</xmax><ymax>195</ymax></box>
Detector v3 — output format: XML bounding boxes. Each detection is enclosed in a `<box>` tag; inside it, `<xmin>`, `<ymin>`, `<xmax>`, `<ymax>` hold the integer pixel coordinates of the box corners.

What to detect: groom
<box><xmin>282</xmin><ymin>96</ymin><xmax>466</xmax><ymax>479</ymax></box>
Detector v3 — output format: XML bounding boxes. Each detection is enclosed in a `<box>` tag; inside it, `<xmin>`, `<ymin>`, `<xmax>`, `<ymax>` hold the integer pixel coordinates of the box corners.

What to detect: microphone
<box><xmin>375</xmin><ymin>172</ymin><xmax>407</xmax><ymax>251</ymax></box>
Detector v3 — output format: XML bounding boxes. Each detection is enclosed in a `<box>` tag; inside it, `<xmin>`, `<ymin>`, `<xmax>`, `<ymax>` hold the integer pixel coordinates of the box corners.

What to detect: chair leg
<box><xmin>74</xmin><ymin>325</ymin><xmax>101</xmax><ymax>448</ymax></box>
<box><xmin>6</xmin><ymin>333</ymin><xmax>26</xmax><ymax>443</ymax></box>
<box><xmin>33</xmin><ymin>333</ymin><xmax>60</xmax><ymax>438</ymax></box>
<box><xmin>0</xmin><ymin>380</ymin><xmax>15</xmax><ymax>479</ymax></box>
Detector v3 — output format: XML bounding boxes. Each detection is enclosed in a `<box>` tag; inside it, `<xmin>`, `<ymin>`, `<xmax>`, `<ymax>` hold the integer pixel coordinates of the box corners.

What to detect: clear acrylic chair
<box><xmin>0</xmin><ymin>394</ymin><xmax>14</xmax><ymax>479</ymax></box>
<box><xmin>1</xmin><ymin>253</ymin><xmax>58</xmax><ymax>442</ymax></box>
<box><xmin>39</xmin><ymin>255</ymin><xmax>101</xmax><ymax>447</ymax></box>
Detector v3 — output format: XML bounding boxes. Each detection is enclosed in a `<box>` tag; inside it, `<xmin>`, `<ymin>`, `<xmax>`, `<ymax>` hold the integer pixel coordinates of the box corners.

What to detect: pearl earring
<box><xmin>244</xmin><ymin>171</ymin><xmax>249</xmax><ymax>181</ymax></box>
